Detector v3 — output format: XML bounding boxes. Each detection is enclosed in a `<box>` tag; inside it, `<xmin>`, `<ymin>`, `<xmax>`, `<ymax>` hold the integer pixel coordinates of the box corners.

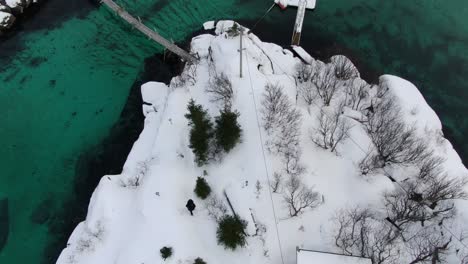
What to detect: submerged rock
<box><xmin>0</xmin><ymin>198</ymin><xmax>9</xmax><ymax>252</ymax></box>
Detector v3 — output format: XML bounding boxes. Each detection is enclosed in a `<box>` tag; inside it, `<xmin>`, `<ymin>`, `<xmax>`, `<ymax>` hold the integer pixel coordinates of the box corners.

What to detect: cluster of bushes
<box><xmin>185</xmin><ymin>99</ymin><xmax>242</xmax><ymax>166</ymax></box>
<box><xmin>160</xmin><ymin>246</ymin><xmax>207</xmax><ymax>263</ymax></box>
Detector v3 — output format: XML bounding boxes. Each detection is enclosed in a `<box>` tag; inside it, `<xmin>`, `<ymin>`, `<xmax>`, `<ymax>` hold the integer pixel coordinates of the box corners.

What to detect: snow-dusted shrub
<box><xmin>295</xmin><ymin>62</ymin><xmax>313</xmax><ymax>82</ymax></box>
<box><xmin>297</xmin><ymin>78</ymin><xmax>318</xmax><ymax>108</ymax></box>
<box><xmin>226</xmin><ymin>22</ymin><xmax>241</xmax><ymax>37</ymax></box>
<box><xmin>206</xmin><ymin>73</ymin><xmax>234</xmax><ymax>110</ymax></box>
<box><xmin>205</xmin><ymin>195</ymin><xmax>228</xmax><ymax>221</ymax></box>
<box><xmin>75</xmin><ymin>220</ymin><xmax>105</xmax><ymax>253</ymax></box>
<box><xmin>255</xmin><ymin>180</ymin><xmax>262</xmax><ymax>198</ymax></box>
<box><xmin>194</xmin><ymin>257</ymin><xmax>207</xmax><ymax>264</ymax></box>
<box><xmin>184</xmin><ymin>60</ymin><xmax>198</xmax><ymax>86</ymax></box>
<box><xmin>333</xmin><ymin>206</ymin><xmax>400</xmax><ymax>264</ymax></box>
<box><xmin>283</xmin><ymin>175</ymin><xmax>320</xmax><ymax>217</ymax></box>
<box><xmin>311</xmin><ymin>64</ymin><xmax>340</xmax><ymax>106</ymax></box>
<box><xmin>185</xmin><ymin>99</ymin><xmax>214</xmax><ymax>166</ymax></box>
<box><xmin>271</xmin><ymin>172</ymin><xmax>283</xmax><ymax>193</ymax></box>
<box><xmin>358</xmin><ymin>149</ymin><xmax>382</xmax><ymax>175</ymax></box>
<box><xmin>172</xmin><ymin>61</ymin><xmax>198</xmax><ymax>88</ymax></box>
<box><xmin>121</xmin><ymin>160</ymin><xmax>150</xmax><ymax>187</ymax></box>
<box><xmin>310</xmin><ymin>107</ymin><xmax>352</xmax><ymax>153</ymax></box>
<box><xmin>216</xmin><ymin>215</ymin><xmax>247</xmax><ymax>250</ymax></box>
<box><xmin>194</xmin><ymin>177</ymin><xmax>211</xmax><ymax>200</ymax></box>
<box><xmin>330</xmin><ymin>55</ymin><xmax>359</xmax><ymax>80</ymax></box>
<box><xmin>214</xmin><ymin>109</ymin><xmax>242</xmax><ymax>153</ymax></box>
<box><xmin>160</xmin><ymin>246</ymin><xmax>173</xmax><ymax>261</ymax></box>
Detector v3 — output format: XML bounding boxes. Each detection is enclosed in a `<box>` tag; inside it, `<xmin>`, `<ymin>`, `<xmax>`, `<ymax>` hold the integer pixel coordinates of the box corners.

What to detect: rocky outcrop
<box><xmin>0</xmin><ymin>10</ymin><xmax>15</xmax><ymax>30</ymax></box>
<box><xmin>0</xmin><ymin>0</ymin><xmax>40</xmax><ymax>31</ymax></box>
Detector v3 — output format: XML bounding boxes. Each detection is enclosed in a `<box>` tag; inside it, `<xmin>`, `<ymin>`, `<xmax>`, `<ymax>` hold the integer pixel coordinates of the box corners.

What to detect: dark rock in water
<box><xmin>0</xmin><ymin>198</ymin><xmax>9</xmax><ymax>252</ymax></box>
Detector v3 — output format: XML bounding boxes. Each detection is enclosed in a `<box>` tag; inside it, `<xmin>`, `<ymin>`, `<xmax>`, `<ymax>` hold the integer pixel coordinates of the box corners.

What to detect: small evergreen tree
<box><xmin>160</xmin><ymin>246</ymin><xmax>173</xmax><ymax>260</ymax></box>
<box><xmin>216</xmin><ymin>215</ymin><xmax>247</xmax><ymax>250</ymax></box>
<box><xmin>214</xmin><ymin>110</ymin><xmax>242</xmax><ymax>153</ymax></box>
<box><xmin>194</xmin><ymin>177</ymin><xmax>211</xmax><ymax>199</ymax></box>
<box><xmin>185</xmin><ymin>99</ymin><xmax>213</xmax><ymax>166</ymax></box>
<box><xmin>194</xmin><ymin>257</ymin><xmax>207</xmax><ymax>264</ymax></box>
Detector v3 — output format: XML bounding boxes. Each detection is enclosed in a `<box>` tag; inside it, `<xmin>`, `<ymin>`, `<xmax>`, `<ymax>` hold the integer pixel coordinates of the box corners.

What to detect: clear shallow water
<box><xmin>0</xmin><ymin>0</ymin><xmax>466</xmax><ymax>263</ymax></box>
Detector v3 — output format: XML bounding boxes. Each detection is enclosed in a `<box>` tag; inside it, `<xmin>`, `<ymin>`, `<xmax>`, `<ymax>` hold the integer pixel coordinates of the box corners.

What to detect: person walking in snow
<box><xmin>186</xmin><ymin>199</ymin><xmax>196</xmax><ymax>216</ymax></box>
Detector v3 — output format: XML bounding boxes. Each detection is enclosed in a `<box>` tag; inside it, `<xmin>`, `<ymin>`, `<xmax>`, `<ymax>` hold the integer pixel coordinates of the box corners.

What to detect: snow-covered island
<box><xmin>0</xmin><ymin>0</ymin><xmax>40</xmax><ymax>31</ymax></box>
<box><xmin>57</xmin><ymin>21</ymin><xmax>468</xmax><ymax>264</ymax></box>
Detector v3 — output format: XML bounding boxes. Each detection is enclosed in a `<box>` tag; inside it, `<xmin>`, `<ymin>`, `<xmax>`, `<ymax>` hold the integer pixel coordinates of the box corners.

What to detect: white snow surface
<box><xmin>296</xmin><ymin>249</ymin><xmax>371</xmax><ymax>264</ymax></box>
<box><xmin>203</xmin><ymin>21</ymin><xmax>215</xmax><ymax>30</ymax></box>
<box><xmin>291</xmin><ymin>45</ymin><xmax>314</xmax><ymax>65</ymax></box>
<box><xmin>57</xmin><ymin>21</ymin><xmax>467</xmax><ymax>264</ymax></box>
<box><xmin>5</xmin><ymin>0</ymin><xmax>22</xmax><ymax>8</ymax></box>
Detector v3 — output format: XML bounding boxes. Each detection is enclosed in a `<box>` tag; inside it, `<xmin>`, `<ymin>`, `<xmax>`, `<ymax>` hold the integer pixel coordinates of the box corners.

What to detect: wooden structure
<box><xmin>100</xmin><ymin>0</ymin><xmax>195</xmax><ymax>62</ymax></box>
<box><xmin>291</xmin><ymin>0</ymin><xmax>308</xmax><ymax>45</ymax></box>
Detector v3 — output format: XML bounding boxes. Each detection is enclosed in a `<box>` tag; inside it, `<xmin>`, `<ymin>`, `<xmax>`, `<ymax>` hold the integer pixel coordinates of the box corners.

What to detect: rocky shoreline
<box><xmin>0</xmin><ymin>0</ymin><xmax>41</xmax><ymax>31</ymax></box>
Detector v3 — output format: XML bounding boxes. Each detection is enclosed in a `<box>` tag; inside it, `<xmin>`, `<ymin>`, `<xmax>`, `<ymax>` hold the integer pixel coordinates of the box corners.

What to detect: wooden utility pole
<box><xmin>291</xmin><ymin>0</ymin><xmax>307</xmax><ymax>45</ymax></box>
<box><xmin>100</xmin><ymin>0</ymin><xmax>195</xmax><ymax>62</ymax></box>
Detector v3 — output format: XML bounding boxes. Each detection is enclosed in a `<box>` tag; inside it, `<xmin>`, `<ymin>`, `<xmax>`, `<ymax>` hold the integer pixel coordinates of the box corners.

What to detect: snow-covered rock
<box><xmin>56</xmin><ymin>21</ymin><xmax>467</xmax><ymax>264</ymax></box>
<box><xmin>0</xmin><ymin>10</ymin><xmax>15</xmax><ymax>30</ymax></box>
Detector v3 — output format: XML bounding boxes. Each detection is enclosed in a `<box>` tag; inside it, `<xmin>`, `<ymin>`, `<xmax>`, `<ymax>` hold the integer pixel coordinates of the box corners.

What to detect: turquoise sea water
<box><xmin>0</xmin><ymin>0</ymin><xmax>467</xmax><ymax>263</ymax></box>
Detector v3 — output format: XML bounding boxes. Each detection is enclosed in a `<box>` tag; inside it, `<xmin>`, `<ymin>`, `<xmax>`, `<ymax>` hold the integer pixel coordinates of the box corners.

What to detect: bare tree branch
<box><xmin>283</xmin><ymin>175</ymin><xmax>320</xmax><ymax>217</ymax></box>
<box><xmin>310</xmin><ymin>107</ymin><xmax>353</xmax><ymax>153</ymax></box>
<box><xmin>206</xmin><ymin>73</ymin><xmax>234</xmax><ymax>110</ymax></box>
<box><xmin>331</xmin><ymin>55</ymin><xmax>360</xmax><ymax>80</ymax></box>
<box><xmin>311</xmin><ymin>65</ymin><xmax>340</xmax><ymax>106</ymax></box>
<box><xmin>365</xmin><ymin>95</ymin><xmax>430</xmax><ymax>167</ymax></box>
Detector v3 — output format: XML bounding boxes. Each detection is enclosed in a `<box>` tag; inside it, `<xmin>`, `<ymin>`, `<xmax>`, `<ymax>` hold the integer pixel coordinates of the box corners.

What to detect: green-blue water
<box><xmin>0</xmin><ymin>0</ymin><xmax>466</xmax><ymax>262</ymax></box>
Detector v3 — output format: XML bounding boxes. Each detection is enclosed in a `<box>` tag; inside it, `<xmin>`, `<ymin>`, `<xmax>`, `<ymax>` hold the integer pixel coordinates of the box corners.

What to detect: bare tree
<box><xmin>261</xmin><ymin>83</ymin><xmax>303</xmax><ymax>165</ymax></box>
<box><xmin>331</xmin><ymin>55</ymin><xmax>359</xmax><ymax>80</ymax></box>
<box><xmin>310</xmin><ymin>107</ymin><xmax>353</xmax><ymax>153</ymax></box>
<box><xmin>359</xmin><ymin>149</ymin><xmax>383</xmax><ymax>175</ymax></box>
<box><xmin>346</xmin><ymin>79</ymin><xmax>370</xmax><ymax>111</ymax></box>
<box><xmin>333</xmin><ymin>206</ymin><xmax>400</xmax><ymax>264</ymax></box>
<box><xmin>271</xmin><ymin>172</ymin><xmax>283</xmax><ymax>193</ymax></box>
<box><xmin>406</xmin><ymin>225</ymin><xmax>452</xmax><ymax>264</ymax></box>
<box><xmin>206</xmin><ymin>73</ymin><xmax>234</xmax><ymax>110</ymax></box>
<box><xmin>183</xmin><ymin>60</ymin><xmax>198</xmax><ymax>86</ymax></box>
<box><xmin>383</xmin><ymin>187</ymin><xmax>455</xmax><ymax>229</ymax></box>
<box><xmin>283</xmin><ymin>175</ymin><xmax>320</xmax><ymax>217</ymax></box>
<box><xmin>205</xmin><ymin>195</ymin><xmax>228</xmax><ymax>221</ymax></box>
<box><xmin>298</xmin><ymin>80</ymin><xmax>318</xmax><ymax>108</ymax></box>
<box><xmin>416</xmin><ymin>154</ymin><xmax>446</xmax><ymax>180</ymax></box>
<box><xmin>365</xmin><ymin>95</ymin><xmax>430</xmax><ymax>167</ymax></box>
<box><xmin>260</xmin><ymin>83</ymin><xmax>290</xmax><ymax>133</ymax></box>
<box><xmin>312</xmin><ymin>65</ymin><xmax>340</xmax><ymax>106</ymax></box>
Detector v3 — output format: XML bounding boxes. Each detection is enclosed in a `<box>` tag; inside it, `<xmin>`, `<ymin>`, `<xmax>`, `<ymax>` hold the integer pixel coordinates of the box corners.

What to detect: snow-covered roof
<box><xmin>297</xmin><ymin>249</ymin><xmax>372</xmax><ymax>264</ymax></box>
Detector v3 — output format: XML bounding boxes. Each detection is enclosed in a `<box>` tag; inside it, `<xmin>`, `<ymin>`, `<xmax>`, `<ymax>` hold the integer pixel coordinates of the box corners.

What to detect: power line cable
<box><xmin>243</xmin><ymin>33</ymin><xmax>286</xmax><ymax>264</ymax></box>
